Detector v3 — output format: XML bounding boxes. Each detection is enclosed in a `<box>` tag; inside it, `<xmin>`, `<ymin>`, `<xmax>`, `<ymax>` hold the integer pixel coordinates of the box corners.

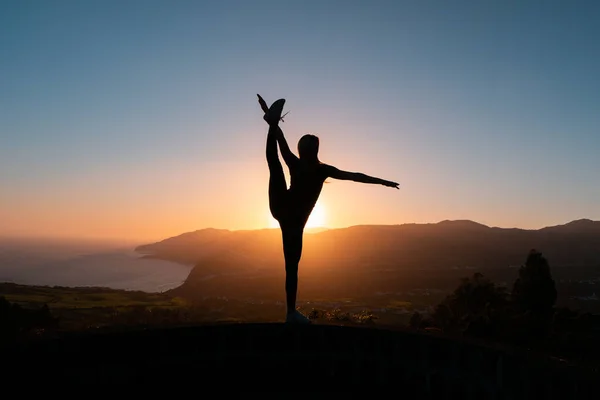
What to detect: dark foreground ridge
<box><xmin>3</xmin><ymin>323</ymin><xmax>599</xmax><ymax>396</ymax></box>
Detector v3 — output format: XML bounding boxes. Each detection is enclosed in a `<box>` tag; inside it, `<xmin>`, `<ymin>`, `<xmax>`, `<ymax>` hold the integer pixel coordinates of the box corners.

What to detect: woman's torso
<box><xmin>287</xmin><ymin>161</ymin><xmax>327</xmax><ymax>221</ymax></box>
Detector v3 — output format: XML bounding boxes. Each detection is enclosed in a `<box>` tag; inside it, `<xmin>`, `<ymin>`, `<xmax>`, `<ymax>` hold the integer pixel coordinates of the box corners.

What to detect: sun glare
<box><xmin>306</xmin><ymin>202</ymin><xmax>326</xmax><ymax>228</ymax></box>
<box><xmin>267</xmin><ymin>202</ymin><xmax>327</xmax><ymax>229</ymax></box>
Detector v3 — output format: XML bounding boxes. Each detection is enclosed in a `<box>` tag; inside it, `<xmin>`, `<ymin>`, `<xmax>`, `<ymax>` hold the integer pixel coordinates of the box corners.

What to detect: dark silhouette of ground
<box><xmin>3</xmin><ymin>323</ymin><xmax>598</xmax><ymax>396</ymax></box>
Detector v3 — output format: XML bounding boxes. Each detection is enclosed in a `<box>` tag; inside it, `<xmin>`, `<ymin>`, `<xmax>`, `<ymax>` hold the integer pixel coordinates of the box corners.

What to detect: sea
<box><xmin>0</xmin><ymin>237</ymin><xmax>192</xmax><ymax>292</ymax></box>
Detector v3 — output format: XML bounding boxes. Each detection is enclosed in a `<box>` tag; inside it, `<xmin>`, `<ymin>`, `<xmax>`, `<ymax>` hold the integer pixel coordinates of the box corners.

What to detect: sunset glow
<box><xmin>267</xmin><ymin>202</ymin><xmax>327</xmax><ymax>229</ymax></box>
<box><xmin>1</xmin><ymin>2</ymin><xmax>599</xmax><ymax>241</ymax></box>
<box><xmin>306</xmin><ymin>202</ymin><xmax>326</xmax><ymax>229</ymax></box>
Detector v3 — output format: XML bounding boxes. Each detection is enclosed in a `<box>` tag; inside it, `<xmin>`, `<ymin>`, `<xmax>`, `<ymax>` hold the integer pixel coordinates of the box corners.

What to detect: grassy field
<box><xmin>0</xmin><ymin>282</ymin><xmax>185</xmax><ymax>309</ymax></box>
<box><xmin>0</xmin><ymin>283</ymin><xmax>195</xmax><ymax>331</ymax></box>
<box><xmin>0</xmin><ymin>282</ymin><xmax>400</xmax><ymax>331</ymax></box>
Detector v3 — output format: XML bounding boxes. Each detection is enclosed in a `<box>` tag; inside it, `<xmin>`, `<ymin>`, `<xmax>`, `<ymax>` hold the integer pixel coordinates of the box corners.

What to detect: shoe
<box><xmin>263</xmin><ymin>98</ymin><xmax>286</xmax><ymax>126</ymax></box>
<box><xmin>285</xmin><ymin>310</ymin><xmax>311</xmax><ymax>324</ymax></box>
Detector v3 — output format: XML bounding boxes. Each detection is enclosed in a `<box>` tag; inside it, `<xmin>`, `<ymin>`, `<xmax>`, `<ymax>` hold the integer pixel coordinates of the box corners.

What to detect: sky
<box><xmin>1</xmin><ymin>0</ymin><xmax>599</xmax><ymax>241</ymax></box>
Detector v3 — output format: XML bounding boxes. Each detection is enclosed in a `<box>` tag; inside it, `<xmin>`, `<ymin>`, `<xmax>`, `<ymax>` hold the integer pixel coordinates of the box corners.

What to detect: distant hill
<box><xmin>137</xmin><ymin>219</ymin><xmax>600</xmax><ymax>270</ymax></box>
<box><xmin>136</xmin><ymin>220</ymin><xmax>600</xmax><ymax>301</ymax></box>
<box><xmin>540</xmin><ymin>219</ymin><xmax>600</xmax><ymax>234</ymax></box>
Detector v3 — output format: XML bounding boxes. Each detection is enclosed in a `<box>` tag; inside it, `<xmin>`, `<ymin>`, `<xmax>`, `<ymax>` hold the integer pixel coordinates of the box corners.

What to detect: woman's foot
<box><xmin>262</xmin><ymin>98</ymin><xmax>286</xmax><ymax>126</ymax></box>
<box><xmin>285</xmin><ymin>310</ymin><xmax>311</xmax><ymax>324</ymax></box>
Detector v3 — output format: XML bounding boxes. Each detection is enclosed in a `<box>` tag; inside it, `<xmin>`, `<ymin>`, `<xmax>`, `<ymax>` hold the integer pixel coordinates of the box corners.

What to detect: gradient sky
<box><xmin>1</xmin><ymin>0</ymin><xmax>599</xmax><ymax>241</ymax></box>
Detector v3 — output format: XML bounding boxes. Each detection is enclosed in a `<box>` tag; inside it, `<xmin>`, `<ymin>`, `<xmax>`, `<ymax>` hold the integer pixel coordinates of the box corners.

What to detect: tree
<box><xmin>512</xmin><ymin>249</ymin><xmax>557</xmax><ymax>314</ymax></box>
<box><xmin>409</xmin><ymin>311</ymin><xmax>423</xmax><ymax>329</ymax></box>
<box><xmin>432</xmin><ymin>273</ymin><xmax>509</xmax><ymax>335</ymax></box>
<box><xmin>0</xmin><ymin>296</ymin><xmax>58</xmax><ymax>345</ymax></box>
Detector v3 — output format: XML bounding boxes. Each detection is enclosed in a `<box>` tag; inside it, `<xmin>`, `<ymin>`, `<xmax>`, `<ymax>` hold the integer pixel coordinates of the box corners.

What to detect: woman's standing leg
<box><xmin>281</xmin><ymin>222</ymin><xmax>310</xmax><ymax>323</ymax></box>
<box><xmin>281</xmin><ymin>224</ymin><xmax>303</xmax><ymax>314</ymax></box>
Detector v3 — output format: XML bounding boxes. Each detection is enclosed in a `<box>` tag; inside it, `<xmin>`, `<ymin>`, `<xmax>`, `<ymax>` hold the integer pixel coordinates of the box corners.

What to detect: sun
<box><xmin>267</xmin><ymin>202</ymin><xmax>327</xmax><ymax>229</ymax></box>
<box><xmin>306</xmin><ymin>202</ymin><xmax>326</xmax><ymax>228</ymax></box>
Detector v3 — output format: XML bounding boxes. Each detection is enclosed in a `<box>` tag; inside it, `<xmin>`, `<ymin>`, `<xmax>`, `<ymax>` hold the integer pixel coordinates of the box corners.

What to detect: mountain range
<box><xmin>137</xmin><ymin>219</ymin><xmax>600</xmax><ymax>269</ymax></box>
<box><xmin>136</xmin><ymin>219</ymin><xmax>600</xmax><ymax>301</ymax></box>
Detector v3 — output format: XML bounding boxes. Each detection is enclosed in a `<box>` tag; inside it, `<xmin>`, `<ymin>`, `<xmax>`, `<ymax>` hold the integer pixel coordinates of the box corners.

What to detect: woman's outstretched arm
<box><xmin>324</xmin><ymin>165</ymin><xmax>399</xmax><ymax>189</ymax></box>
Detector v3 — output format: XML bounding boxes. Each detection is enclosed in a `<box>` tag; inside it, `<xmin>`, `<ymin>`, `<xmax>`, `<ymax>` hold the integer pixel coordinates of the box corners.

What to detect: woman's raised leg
<box><xmin>266</xmin><ymin>125</ymin><xmax>287</xmax><ymax>221</ymax></box>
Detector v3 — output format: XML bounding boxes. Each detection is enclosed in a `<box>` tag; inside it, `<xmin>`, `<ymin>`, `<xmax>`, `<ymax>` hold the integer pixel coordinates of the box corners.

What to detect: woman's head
<box><xmin>298</xmin><ymin>134</ymin><xmax>319</xmax><ymax>161</ymax></box>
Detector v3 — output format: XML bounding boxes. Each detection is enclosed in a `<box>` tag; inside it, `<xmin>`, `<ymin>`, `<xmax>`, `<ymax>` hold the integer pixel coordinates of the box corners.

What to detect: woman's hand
<box><xmin>383</xmin><ymin>180</ymin><xmax>400</xmax><ymax>189</ymax></box>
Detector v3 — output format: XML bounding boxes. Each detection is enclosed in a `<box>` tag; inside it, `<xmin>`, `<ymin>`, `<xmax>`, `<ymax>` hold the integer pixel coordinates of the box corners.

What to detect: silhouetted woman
<box><xmin>258</xmin><ymin>95</ymin><xmax>399</xmax><ymax>324</ymax></box>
